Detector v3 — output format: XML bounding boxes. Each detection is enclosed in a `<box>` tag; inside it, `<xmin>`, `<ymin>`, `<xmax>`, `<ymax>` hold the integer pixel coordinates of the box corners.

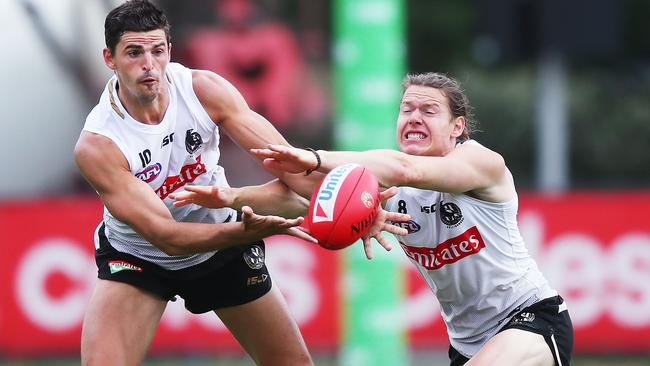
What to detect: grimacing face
<box><xmin>397</xmin><ymin>85</ymin><xmax>464</xmax><ymax>157</ymax></box>
<box><xmin>103</xmin><ymin>29</ymin><xmax>171</xmax><ymax>104</ymax></box>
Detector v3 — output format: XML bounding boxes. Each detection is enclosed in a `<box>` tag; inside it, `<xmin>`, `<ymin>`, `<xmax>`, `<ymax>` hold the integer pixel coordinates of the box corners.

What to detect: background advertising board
<box><xmin>1</xmin><ymin>193</ymin><xmax>649</xmax><ymax>355</ymax></box>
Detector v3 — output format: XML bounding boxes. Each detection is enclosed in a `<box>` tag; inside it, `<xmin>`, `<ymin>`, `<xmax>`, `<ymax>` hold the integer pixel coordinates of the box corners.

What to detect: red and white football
<box><xmin>306</xmin><ymin>164</ymin><xmax>380</xmax><ymax>250</ymax></box>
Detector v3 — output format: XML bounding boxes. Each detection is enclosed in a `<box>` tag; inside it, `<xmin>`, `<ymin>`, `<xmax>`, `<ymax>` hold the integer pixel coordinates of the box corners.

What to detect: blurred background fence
<box><xmin>1</xmin><ymin>0</ymin><xmax>649</xmax><ymax>364</ymax></box>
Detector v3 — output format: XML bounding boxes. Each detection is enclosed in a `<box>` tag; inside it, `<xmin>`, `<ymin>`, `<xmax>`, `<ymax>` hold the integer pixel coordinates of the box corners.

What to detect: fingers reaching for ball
<box><xmin>250</xmin><ymin>144</ymin><xmax>314</xmax><ymax>174</ymax></box>
<box><xmin>362</xmin><ymin>237</ymin><xmax>375</xmax><ymax>260</ymax></box>
<box><xmin>240</xmin><ymin>206</ymin><xmax>317</xmax><ymax>243</ymax></box>
<box><xmin>379</xmin><ymin>186</ymin><xmax>399</xmax><ymax>201</ymax></box>
<box><xmin>287</xmin><ymin>227</ymin><xmax>318</xmax><ymax>243</ymax></box>
<box><xmin>358</xmin><ymin>200</ymin><xmax>410</xmax><ymax>259</ymax></box>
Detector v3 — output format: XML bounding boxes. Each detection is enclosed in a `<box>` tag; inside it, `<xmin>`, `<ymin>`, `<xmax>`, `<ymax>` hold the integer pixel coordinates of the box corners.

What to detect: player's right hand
<box><xmin>169</xmin><ymin>185</ymin><xmax>236</xmax><ymax>209</ymax></box>
<box><xmin>251</xmin><ymin>144</ymin><xmax>318</xmax><ymax>174</ymax></box>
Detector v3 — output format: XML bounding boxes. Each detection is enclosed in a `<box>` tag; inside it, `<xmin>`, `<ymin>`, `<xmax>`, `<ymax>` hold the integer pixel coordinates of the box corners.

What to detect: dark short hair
<box><xmin>104</xmin><ymin>0</ymin><xmax>171</xmax><ymax>54</ymax></box>
<box><xmin>402</xmin><ymin>72</ymin><xmax>476</xmax><ymax>142</ymax></box>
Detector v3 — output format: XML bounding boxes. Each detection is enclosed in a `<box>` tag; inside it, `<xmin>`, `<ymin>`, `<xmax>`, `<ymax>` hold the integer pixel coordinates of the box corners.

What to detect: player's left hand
<box><xmin>361</xmin><ymin>187</ymin><xmax>410</xmax><ymax>260</ymax></box>
<box><xmin>241</xmin><ymin>206</ymin><xmax>317</xmax><ymax>243</ymax></box>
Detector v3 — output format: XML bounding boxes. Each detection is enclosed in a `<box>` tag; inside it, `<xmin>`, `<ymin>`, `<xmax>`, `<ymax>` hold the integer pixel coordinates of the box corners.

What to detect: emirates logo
<box><xmin>400</xmin><ymin>226</ymin><xmax>485</xmax><ymax>270</ymax></box>
<box><xmin>155</xmin><ymin>156</ymin><xmax>207</xmax><ymax>199</ymax></box>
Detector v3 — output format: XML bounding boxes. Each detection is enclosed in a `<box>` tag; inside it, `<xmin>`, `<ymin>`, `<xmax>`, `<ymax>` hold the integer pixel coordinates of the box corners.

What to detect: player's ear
<box><xmin>451</xmin><ymin>116</ymin><xmax>465</xmax><ymax>138</ymax></box>
<box><xmin>103</xmin><ymin>48</ymin><xmax>116</xmax><ymax>70</ymax></box>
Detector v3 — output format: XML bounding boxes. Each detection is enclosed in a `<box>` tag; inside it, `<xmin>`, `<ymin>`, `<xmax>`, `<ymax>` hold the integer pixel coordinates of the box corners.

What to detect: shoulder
<box><xmin>453</xmin><ymin>140</ymin><xmax>506</xmax><ymax>170</ymax></box>
<box><xmin>74</xmin><ymin>132</ymin><xmax>127</xmax><ymax>171</ymax></box>
<box><xmin>455</xmin><ymin>140</ymin><xmax>515</xmax><ymax>202</ymax></box>
<box><xmin>75</xmin><ymin>131</ymin><xmax>120</xmax><ymax>160</ymax></box>
<box><xmin>191</xmin><ymin>69</ymin><xmax>238</xmax><ymax>101</ymax></box>
<box><xmin>456</xmin><ymin>139</ymin><xmax>495</xmax><ymax>154</ymax></box>
<box><xmin>74</xmin><ymin>131</ymin><xmax>133</xmax><ymax>194</ymax></box>
<box><xmin>85</xmin><ymin>102</ymin><xmax>110</xmax><ymax>128</ymax></box>
<box><xmin>190</xmin><ymin>69</ymin><xmax>249</xmax><ymax>122</ymax></box>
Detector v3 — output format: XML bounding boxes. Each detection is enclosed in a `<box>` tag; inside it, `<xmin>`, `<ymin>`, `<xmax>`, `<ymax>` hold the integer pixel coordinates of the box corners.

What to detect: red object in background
<box><xmin>182</xmin><ymin>0</ymin><xmax>326</xmax><ymax>131</ymax></box>
<box><xmin>0</xmin><ymin>197</ymin><xmax>339</xmax><ymax>356</ymax></box>
<box><xmin>407</xmin><ymin>192</ymin><xmax>650</xmax><ymax>353</ymax></box>
<box><xmin>0</xmin><ymin>197</ymin><xmax>102</xmax><ymax>356</ymax></box>
<box><xmin>518</xmin><ymin>192</ymin><xmax>650</xmax><ymax>354</ymax></box>
<box><xmin>1</xmin><ymin>192</ymin><xmax>650</xmax><ymax>356</ymax></box>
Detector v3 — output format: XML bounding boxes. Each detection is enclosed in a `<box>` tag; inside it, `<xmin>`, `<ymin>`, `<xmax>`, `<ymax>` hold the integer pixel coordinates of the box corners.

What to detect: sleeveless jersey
<box><xmin>83</xmin><ymin>62</ymin><xmax>235</xmax><ymax>270</ymax></box>
<box><xmin>385</xmin><ymin>142</ymin><xmax>557</xmax><ymax>357</ymax></box>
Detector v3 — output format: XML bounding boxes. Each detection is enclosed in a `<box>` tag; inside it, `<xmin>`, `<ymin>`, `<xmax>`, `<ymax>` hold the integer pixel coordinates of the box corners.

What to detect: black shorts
<box><xmin>449</xmin><ymin>295</ymin><xmax>573</xmax><ymax>366</ymax></box>
<box><xmin>95</xmin><ymin>223</ymin><xmax>272</xmax><ymax>314</ymax></box>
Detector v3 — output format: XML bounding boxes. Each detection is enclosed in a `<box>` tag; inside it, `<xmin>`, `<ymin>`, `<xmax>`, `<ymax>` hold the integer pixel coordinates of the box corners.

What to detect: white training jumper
<box><xmin>386</xmin><ymin>160</ymin><xmax>557</xmax><ymax>357</ymax></box>
<box><xmin>83</xmin><ymin>62</ymin><xmax>235</xmax><ymax>270</ymax></box>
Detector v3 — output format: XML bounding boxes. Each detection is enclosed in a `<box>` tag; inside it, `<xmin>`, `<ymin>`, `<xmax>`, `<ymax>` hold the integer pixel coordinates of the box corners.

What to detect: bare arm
<box><xmin>74</xmin><ymin>132</ymin><xmax>314</xmax><ymax>256</ymax></box>
<box><xmin>191</xmin><ymin>70</ymin><xmax>321</xmax><ymax>198</ymax></box>
<box><xmin>169</xmin><ymin>179</ymin><xmax>309</xmax><ymax>217</ymax></box>
<box><xmin>253</xmin><ymin>143</ymin><xmax>515</xmax><ymax>203</ymax></box>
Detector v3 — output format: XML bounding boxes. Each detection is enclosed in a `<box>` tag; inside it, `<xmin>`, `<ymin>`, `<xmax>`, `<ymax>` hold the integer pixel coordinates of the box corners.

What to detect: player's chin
<box><xmin>135</xmin><ymin>90</ymin><xmax>158</xmax><ymax>103</ymax></box>
<box><xmin>399</xmin><ymin>142</ymin><xmax>429</xmax><ymax>156</ymax></box>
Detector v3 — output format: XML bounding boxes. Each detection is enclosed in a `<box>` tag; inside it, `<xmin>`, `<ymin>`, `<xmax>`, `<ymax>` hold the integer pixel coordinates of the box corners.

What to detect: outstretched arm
<box><xmin>74</xmin><ymin>132</ymin><xmax>315</xmax><ymax>256</ymax></box>
<box><xmin>252</xmin><ymin>143</ymin><xmax>515</xmax><ymax>203</ymax></box>
<box><xmin>192</xmin><ymin>70</ymin><xmax>321</xmax><ymax>198</ymax></box>
<box><xmin>169</xmin><ymin>179</ymin><xmax>309</xmax><ymax>218</ymax></box>
<box><xmin>169</xmin><ymin>167</ymin><xmax>411</xmax><ymax>258</ymax></box>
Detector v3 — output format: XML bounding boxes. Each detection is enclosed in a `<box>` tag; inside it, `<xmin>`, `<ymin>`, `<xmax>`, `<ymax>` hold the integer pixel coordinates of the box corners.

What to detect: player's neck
<box><xmin>117</xmin><ymin>81</ymin><xmax>170</xmax><ymax>125</ymax></box>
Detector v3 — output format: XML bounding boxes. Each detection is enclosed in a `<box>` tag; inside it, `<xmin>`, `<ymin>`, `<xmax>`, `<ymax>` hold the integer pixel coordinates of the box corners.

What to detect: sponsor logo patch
<box><xmin>247</xmin><ymin>274</ymin><xmax>269</xmax><ymax>286</ymax></box>
<box><xmin>161</xmin><ymin>132</ymin><xmax>174</xmax><ymax>148</ymax></box>
<box><xmin>313</xmin><ymin>164</ymin><xmax>357</xmax><ymax>223</ymax></box>
<box><xmin>350</xmin><ymin>206</ymin><xmax>378</xmax><ymax>236</ymax></box>
<box><xmin>393</xmin><ymin>220</ymin><xmax>421</xmax><ymax>234</ymax></box>
<box><xmin>509</xmin><ymin>312</ymin><xmax>536</xmax><ymax>325</ymax></box>
<box><xmin>361</xmin><ymin>190</ymin><xmax>374</xmax><ymax>209</ymax></box>
<box><xmin>243</xmin><ymin>245</ymin><xmax>265</xmax><ymax>269</ymax></box>
<box><xmin>420</xmin><ymin>203</ymin><xmax>436</xmax><ymax>214</ymax></box>
<box><xmin>155</xmin><ymin>156</ymin><xmax>207</xmax><ymax>199</ymax></box>
<box><xmin>400</xmin><ymin>226</ymin><xmax>485</xmax><ymax>270</ymax></box>
<box><xmin>108</xmin><ymin>260</ymin><xmax>143</xmax><ymax>274</ymax></box>
<box><xmin>135</xmin><ymin>162</ymin><xmax>162</xmax><ymax>183</ymax></box>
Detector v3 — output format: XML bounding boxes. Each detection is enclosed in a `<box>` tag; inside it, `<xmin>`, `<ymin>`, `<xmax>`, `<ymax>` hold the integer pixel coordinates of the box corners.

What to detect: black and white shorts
<box><xmin>449</xmin><ymin>295</ymin><xmax>573</xmax><ymax>366</ymax></box>
<box><xmin>95</xmin><ymin>223</ymin><xmax>272</xmax><ymax>314</ymax></box>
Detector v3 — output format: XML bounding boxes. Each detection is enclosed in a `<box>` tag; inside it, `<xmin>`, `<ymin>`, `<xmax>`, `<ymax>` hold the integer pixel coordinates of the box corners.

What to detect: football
<box><xmin>306</xmin><ymin>164</ymin><xmax>380</xmax><ymax>250</ymax></box>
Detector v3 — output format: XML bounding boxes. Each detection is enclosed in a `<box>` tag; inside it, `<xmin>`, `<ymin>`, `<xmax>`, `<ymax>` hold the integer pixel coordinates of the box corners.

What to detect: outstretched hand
<box><xmin>169</xmin><ymin>185</ymin><xmax>236</xmax><ymax>209</ymax></box>
<box><xmin>241</xmin><ymin>206</ymin><xmax>317</xmax><ymax>244</ymax></box>
<box><xmin>250</xmin><ymin>144</ymin><xmax>318</xmax><ymax>174</ymax></box>
<box><xmin>361</xmin><ymin>187</ymin><xmax>410</xmax><ymax>260</ymax></box>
